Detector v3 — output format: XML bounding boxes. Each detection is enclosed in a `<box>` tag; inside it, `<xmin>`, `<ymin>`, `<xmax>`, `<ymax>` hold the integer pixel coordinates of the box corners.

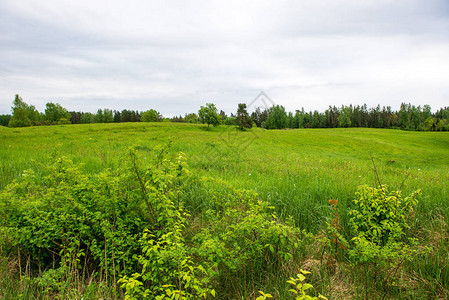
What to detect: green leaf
<box><xmin>300</xmin><ymin>269</ymin><xmax>311</xmax><ymax>275</ymax></box>
<box><xmin>303</xmin><ymin>283</ymin><xmax>313</xmax><ymax>290</ymax></box>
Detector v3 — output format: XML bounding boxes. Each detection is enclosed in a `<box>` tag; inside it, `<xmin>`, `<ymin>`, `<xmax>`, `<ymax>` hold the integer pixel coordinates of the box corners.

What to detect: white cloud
<box><xmin>1</xmin><ymin>0</ymin><xmax>449</xmax><ymax>115</ymax></box>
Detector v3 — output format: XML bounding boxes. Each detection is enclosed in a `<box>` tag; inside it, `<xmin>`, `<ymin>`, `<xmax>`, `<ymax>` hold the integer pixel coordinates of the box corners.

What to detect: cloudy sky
<box><xmin>1</xmin><ymin>0</ymin><xmax>448</xmax><ymax>116</ymax></box>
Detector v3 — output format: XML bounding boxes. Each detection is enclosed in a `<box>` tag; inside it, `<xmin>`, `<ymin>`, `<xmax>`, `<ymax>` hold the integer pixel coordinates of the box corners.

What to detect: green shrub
<box><xmin>346</xmin><ymin>185</ymin><xmax>430</xmax><ymax>296</ymax></box>
<box><xmin>1</xmin><ymin>143</ymin><xmax>306</xmax><ymax>299</ymax></box>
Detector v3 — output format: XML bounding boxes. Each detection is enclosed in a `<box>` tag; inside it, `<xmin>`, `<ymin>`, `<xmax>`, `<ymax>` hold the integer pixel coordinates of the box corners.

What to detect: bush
<box><xmin>1</xmin><ymin>143</ymin><xmax>306</xmax><ymax>299</ymax></box>
<box><xmin>345</xmin><ymin>185</ymin><xmax>430</xmax><ymax>296</ymax></box>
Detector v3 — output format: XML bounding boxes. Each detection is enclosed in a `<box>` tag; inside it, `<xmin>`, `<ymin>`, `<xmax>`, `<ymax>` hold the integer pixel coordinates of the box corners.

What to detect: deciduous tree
<box><xmin>198</xmin><ymin>103</ymin><xmax>220</xmax><ymax>128</ymax></box>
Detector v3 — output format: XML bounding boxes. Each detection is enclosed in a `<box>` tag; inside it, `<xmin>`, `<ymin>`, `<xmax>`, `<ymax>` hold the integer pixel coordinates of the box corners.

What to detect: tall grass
<box><xmin>1</xmin><ymin>123</ymin><xmax>448</xmax><ymax>225</ymax></box>
<box><xmin>1</xmin><ymin>123</ymin><xmax>448</xmax><ymax>298</ymax></box>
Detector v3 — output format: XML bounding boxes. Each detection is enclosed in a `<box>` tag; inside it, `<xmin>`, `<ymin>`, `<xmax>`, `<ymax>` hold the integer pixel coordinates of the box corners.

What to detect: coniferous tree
<box><xmin>236</xmin><ymin>103</ymin><xmax>252</xmax><ymax>130</ymax></box>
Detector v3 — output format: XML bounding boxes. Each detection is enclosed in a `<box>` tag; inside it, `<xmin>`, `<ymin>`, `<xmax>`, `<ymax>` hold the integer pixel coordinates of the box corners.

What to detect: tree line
<box><xmin>250</xmin><ymin>103</ymin><xmax>449</xmax><ymax>131</ymax></box>
<box><xmin>1</xmin><ymin>94</ymin><xmax>448</xmax><ymax>131</ymax></box>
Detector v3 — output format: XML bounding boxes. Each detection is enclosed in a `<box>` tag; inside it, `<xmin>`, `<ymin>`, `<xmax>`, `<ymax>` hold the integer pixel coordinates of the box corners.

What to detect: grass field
<box><xmin>2</xmin><ymin>123</ymin><xmax>448</xmax><ymax>224</ymax></box>
<box><xmin>1</xmin><ymin>122</ymin><xmax>448</xmax><ymax>298</ymax></box>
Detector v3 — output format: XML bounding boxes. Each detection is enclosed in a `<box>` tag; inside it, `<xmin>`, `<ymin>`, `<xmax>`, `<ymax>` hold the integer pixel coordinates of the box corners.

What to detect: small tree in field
<box><xmin>141</xmin><ymin>109</ymin><xmax>161</xmax><ymax>122</ymax></box>
<box><xmin>198</xmin><ymin>103</ymin><xmax>220</xmax><ymax>128</ymax></box>
<box><xmin>236</xmin><ymin>103</ymin><xmax>252</xmax><ymax>130</ymax></box>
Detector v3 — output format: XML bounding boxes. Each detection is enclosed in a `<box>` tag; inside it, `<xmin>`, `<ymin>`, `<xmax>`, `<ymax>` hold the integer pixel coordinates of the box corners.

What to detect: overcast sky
<box><xmin>1</xmin><ymin>0</ymin><xmax>448</xmax><ymax>116</ymax></box>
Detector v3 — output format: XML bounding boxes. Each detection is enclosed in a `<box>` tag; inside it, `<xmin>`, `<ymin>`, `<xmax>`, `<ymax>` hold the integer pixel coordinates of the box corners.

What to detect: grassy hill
<box><xmin>1</xmin><ymin>123</ymin><xmax>448</xmax><ymax>298</ymax></box>
<box><xmin>2</xmin><ymin>123</ymin><xmax>448</xmax><ymax>222</ymax></box>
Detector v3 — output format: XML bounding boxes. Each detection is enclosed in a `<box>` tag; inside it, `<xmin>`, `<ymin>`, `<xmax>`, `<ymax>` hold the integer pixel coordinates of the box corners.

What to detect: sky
<box><xmin>1</xmin><ymin>0</ymin><xmax>448</xmax><ymax>116</ymax></box>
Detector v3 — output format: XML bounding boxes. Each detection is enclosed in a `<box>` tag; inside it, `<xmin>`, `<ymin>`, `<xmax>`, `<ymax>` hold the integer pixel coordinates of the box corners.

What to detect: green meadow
<box><xmin>2</xmin><ymin>123</ymin><xmax>448</xmax><ymax>222</ymax></box>
<box><xmin>1</xmin><ymin>123</ymin><xmax>448</xmax><ymax>299</ymax></box>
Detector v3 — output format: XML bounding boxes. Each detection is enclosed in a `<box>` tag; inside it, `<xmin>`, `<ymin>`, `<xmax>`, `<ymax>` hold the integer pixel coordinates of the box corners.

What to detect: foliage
<box><xmin>236</xmin><ymin>103</ymin><xmax>252</xmax><ymax>130</ymax></box>
<box><xmin>79</xmin><ymin>112</ymin><xmax>95</xmax><ymax>123</ymax></box>
<box><xmin>44</xmin><ymin>102</ymin><xmax>71</xmax><ymax>124</ymax></box>
<box><xmin>189</xmin><ymin>178</ymin><xmax>304</xmax><ymax>297</ymax></box>
<box><xmin>0</xmin><ymin>123</ymin><xmax>448</xmax><ymax>298</ymax></box>
<box><xmin>0</xmin><ymin>114</ymin><xmax>11</xmax><ymax>127</ymax></box>
<box><xmin>8</xmin><ymin>94</ymin><xmax>40</xmax><ymax>127</ymax></box>
<box><xmin>198</xmin><ymin>103</ymin><xmax>221</xmax><ymax>128</ymax></box>
<box><xmin>338</xmin><ymin>106</ymin><xmax>351</xmax><ymax>128</ymax></box>
<box><xmin>345</xmin><ymin>185</ymin><xmax>430</xmax><ymax>294</ymax></box>
<box><xmin>5</xmin><ymin>94</ymin><xmax>449</xmax><ymax>130</ymax></box>
<box><xmin>184</xmin><ymin>113</ymin><xmax>198</xmax><ymax>123</ymax></box>
<box><xmin>267</xmin><ymin>105</ymin><xmax>288</xmax><ymax>129</ymax></box>
<box><xmin>0</xmin><ymin>145</ymin><xmax>197</xmax><ymax>297</ymax></box>
<box><xmin>224</xmin><ymin>116</ymin><xmax>236</xmax><ymax>125</ymax></box>
<box><xmin>257</xmin><ymin>270</ymin><xmax>327</xmax><ymax>300</ymax></box>
<box><xmin>0</xmin><ymin>140</ymin><xmax>307</xmax><ymax>298</ymax></box>
<box><xmin>0</xmin><ymin>154</ymin><xmax>150</xmax><ymax>296</ymax></box>
<box><xmin>287</xmin><ymin>269</ymin><xmax>327</xmax><ymax>300</ymax></box>
<box><xmin>256</xmin><ymin>291</ymin><xmax>273</xmax><ymax>300</ymax></box>
<box><xmin>94</xmin><ymin>109</ymin><xmax>114</xmax><ymax>123</ymax></box>
<box><xmin>141</xmin><ymin>109</ymin><xmax>162</xmax><ymax>122</ymax></box>
<box><xmin>118</xmin><ymin>145</ymin><xmax>215</xmax><ymax>299</ymax></box>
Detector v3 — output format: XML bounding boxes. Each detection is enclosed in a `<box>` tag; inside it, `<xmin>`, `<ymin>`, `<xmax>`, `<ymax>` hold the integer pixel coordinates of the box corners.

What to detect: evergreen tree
<box><xmin>235</xmin><ymin>103</ymin><xmax>252</xmax><ymax>130</ymax></box>
<box><xmin>311</xmin><ymin>110</ymin><xmax>321</xmax><ymax>128</ymax></box>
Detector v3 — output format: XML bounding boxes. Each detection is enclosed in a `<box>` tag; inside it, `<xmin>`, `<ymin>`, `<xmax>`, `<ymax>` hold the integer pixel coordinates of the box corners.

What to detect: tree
<box><xmin>130</xmin><ymin>110</ymin><xmax>140</xmax><ymax>122</ymax></box>
<box><xmin>235</xmin><ymin>103</ymin><xmax>252</xmax><ymax>130</ymax></box>
<box><xmin>184</xmin><ymin>113</ymin><xmax>198</xmax><ymax>123</ymax></box>
<box><xmin>295</xmin><ymin>108</ymin><xmax>306</xmax><ymax>128</ymax></box>
<box><xmin>198</xmin><ymin>103</ymin><xmax>220</xmax><ymax>128</ymax></box>
<box><xmin>338</xmin><ymin>105</ymin><xmax>352</xmax><ymax>128</ymax></box>
<box><xmin>44</xmin><ymin>102</ymin><xmax>71</xmax><ymax>124</ymax></box>
<box><xmin>121</xmin><ymin>109</ymin><xmax>132</xmax><ymax>122</ymax></box>
<box><xmin>141</xmin><ymin>109</ymin><xmax>161</xmax><ymax>122</ymax></box>
<box><xmin>113</xmin><ymin>110</ymin><xmax>121</xmax><ymax>122</ymax></box>
<box><xmin>8</xmin><ymin>94</ymin><xmax>40</xmax><ymax>127</ymax></box>
<box><xmin>94</xmin><ymin>109</ymin><xmax>105</xmax><ymax>123</ymax></box>
<box><xmin>103</xmin><ymin>109</ymin><xmax>114</xmax><ymax>123</ymax></box>
<box><xmin>311</xmin><ymin>110</ymin><xmax>321</xmax><ymax>128</ymax></box>
<box><xmin>219</xmin><ymin>110</ymin><xmax>227</xmax><ymax>123</ymax></box>
<box><xmin>398</xmin><ymin>103</ymin><xmax>410</xmax><ymax>129</ymax></box>
<box><xmin>0</xmin><ymin>114</ymin><xmax>11</xmax><ymax>127</ymax></box>
<box><xmin>80</xmin><ymin>112</ymin><xmax>94</xmax><ymax>124</ymax></box>
<box><xmin>251</xmin><ymin>107</ymin><xmax>269</xmax><ymax>127</ymax></box>
<box><xmin>267</xmin><ymin>105</ymin><xmax>287</xmax><ymax>129</ymax></box>
<box><xmin>70</xmin><ymin>111</ymin><xmax>82</xmax><ymax>124</ymax></box>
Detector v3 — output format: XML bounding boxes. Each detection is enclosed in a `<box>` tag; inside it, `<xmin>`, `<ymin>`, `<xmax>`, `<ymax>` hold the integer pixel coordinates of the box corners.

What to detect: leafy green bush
<box><xmin>346</xmin><ymin>185</ymin><xmax>430</xmax><ymax>295</ymax></box>
<box><xmin>1</xmin><ymin>143</ymin><xmax>307</xmax><ymax>299</ymax></box>
<box><xmin>0</xmin><ymin>155</ymin><xmax>147</xmax><ymax>296</ymax></box>
<box><xmin>189</xmin><ymin>178</ymin><xmax>304</xmax><ymax>297</ymax></box>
